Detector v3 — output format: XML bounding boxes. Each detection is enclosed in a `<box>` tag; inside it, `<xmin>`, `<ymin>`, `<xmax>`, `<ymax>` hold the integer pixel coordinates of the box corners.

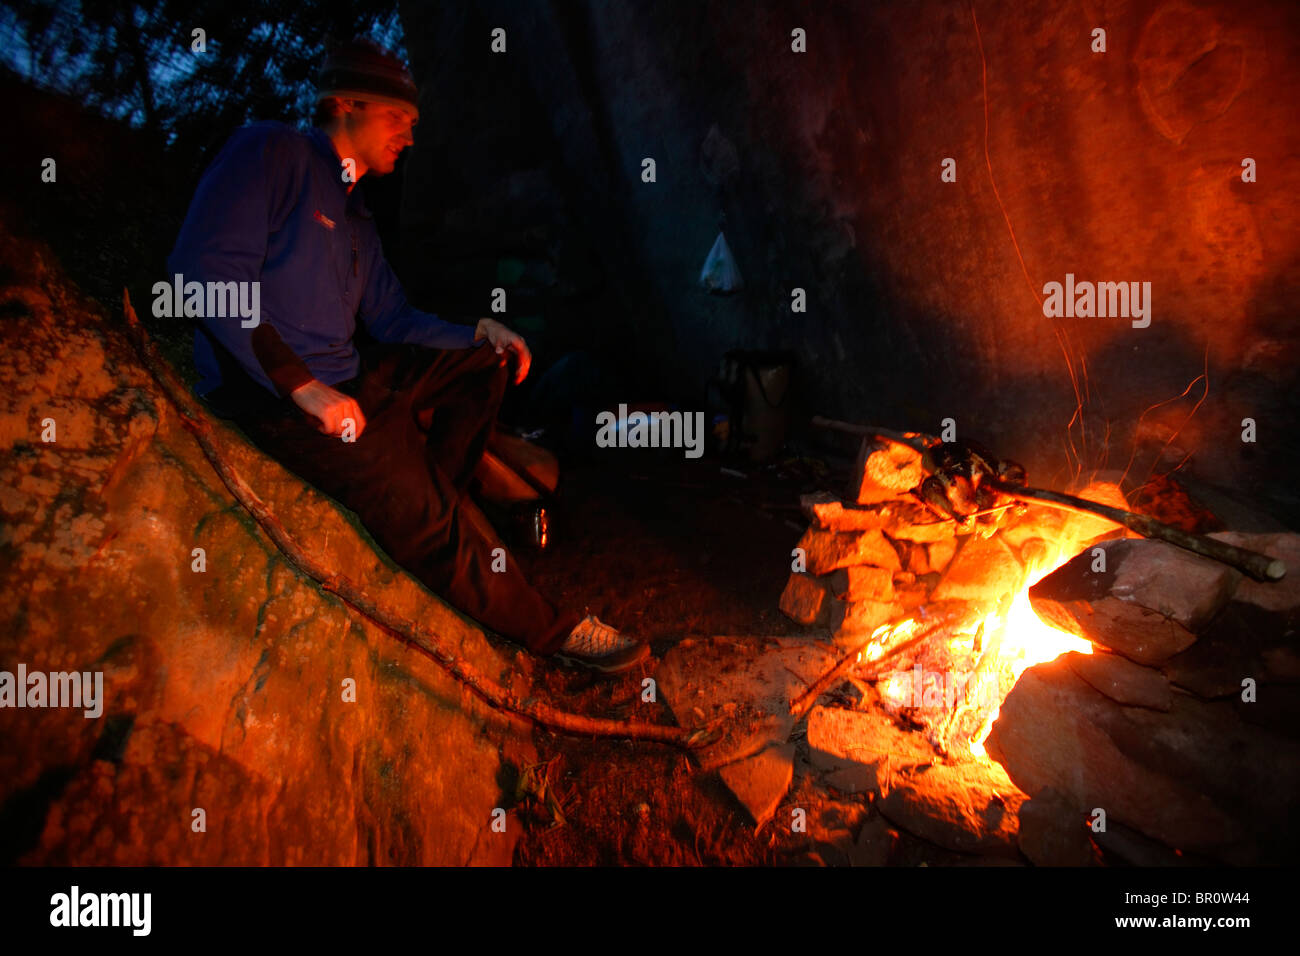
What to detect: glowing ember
<box><xmin>853</xmin><ymin>531</ymin><xmax>1097</xmax><ymax>760</ymax></box>
<box><xmin>879</xmin><ymin>671</ymin><xmax>912</xmax><ymax>706</ymax></box>
<box><xmin>857</xmin><ymin>618</ymin><xmax>917</xmax><ymax>664</ymax></box>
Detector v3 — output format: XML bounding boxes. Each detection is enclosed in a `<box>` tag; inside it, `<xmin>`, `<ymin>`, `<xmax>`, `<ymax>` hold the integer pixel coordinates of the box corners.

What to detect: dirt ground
<box><xmin>510</xmin><ymin>449</ymin><xmax>797</xmax><ymax>865</ymax></box>
<box><xmin>497</xmin><ymin>445</ymin><xmax>969</xmax><ymax>866</ymax></box>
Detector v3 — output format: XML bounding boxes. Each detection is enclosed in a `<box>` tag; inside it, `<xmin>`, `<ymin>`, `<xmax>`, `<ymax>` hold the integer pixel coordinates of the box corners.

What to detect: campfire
<box><xmin>781</xmin><ymin>424</ymin><xmax>1134</xmax><ymax>755</ymax></box>
<box><xmin>856</xmin><ymin>535</ymin><xmax>1093</xmax><ymax>760</ymax></box>
<box><xmin>769</xmin><ymin>419</ymin><xmax>1298</xmax><ymax>864</ymax></box>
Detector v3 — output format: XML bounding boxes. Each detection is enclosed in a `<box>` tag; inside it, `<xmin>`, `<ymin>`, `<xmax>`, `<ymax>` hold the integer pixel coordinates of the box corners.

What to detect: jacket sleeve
<box><xmin>252</xmin><ymin>324</ymin><xmax>315</xmax><ymax>397</ymax></box>
<box><xmin>168</xmin><ymin>126</ymin><xmax>314</xmax><ymax>397</ymax></box>
<box><xmin>356</xmin><ymin>228</ymin><xmax>483</xmax><ymax>350</ymax></box>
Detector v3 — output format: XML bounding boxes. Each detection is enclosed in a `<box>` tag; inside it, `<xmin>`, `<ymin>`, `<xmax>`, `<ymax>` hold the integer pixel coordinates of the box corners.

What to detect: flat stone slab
<box><xmin>1108</xmin><ymin>539</ymin><xmax>1241</xmax><ymax>630</ymax></box>
<box><xmin>797</xmin><ymin>527</ymin><xmax>901</xmax><ymax>575</ymax></box>
<box><xmin>718</xmin><ymin>742</ymin><xmax>796</xmax><ymax>826</ymax></box>
<box><xmin>1066</xmin><ymin>649</ymin><xmax>1172</xmax><ymax>710</ymax></box>
<box><xmin>658</xmin><ymin>635</ymin><xmax>839</xmax><ymax>793</ymax></box>
<box><xmin>876</xmin><ymin>758</ymin><xmax>1025</xmax><ymax>858</ymax></box>
<box><xmin>1029</xmin><ymin>540</ymin><xmax>1234</xmax><ymax>665</ymax></box>
<box><xmin>806</xmin><ymin>705</ymin><xmax>936</xmax><ymax>795</ymax></box>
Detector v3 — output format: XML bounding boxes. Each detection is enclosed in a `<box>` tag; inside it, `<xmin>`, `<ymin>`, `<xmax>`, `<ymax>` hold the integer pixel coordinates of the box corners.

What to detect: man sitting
<box><xmin>168</xmin><ymin>39</ymin><xmax>647</xmax><ymax>673</ymax></box>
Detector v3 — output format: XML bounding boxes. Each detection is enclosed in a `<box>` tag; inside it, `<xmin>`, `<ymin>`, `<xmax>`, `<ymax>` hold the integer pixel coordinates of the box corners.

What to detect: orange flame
<box><xmin>968</xmin><ymin>540</ymin><xmax>1092</xmax><ymax>757</ymax></box>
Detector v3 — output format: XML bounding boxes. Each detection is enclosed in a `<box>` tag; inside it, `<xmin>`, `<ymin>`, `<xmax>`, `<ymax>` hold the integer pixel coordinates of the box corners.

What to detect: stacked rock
<box><xmin>779</xmin><ymin>440</ymin><xmax>960</xmax><ymax>643</ymax></box>
<box><xmin>987</xmin><ymin>532</ymin><xmax>1300</xmax><ymax>865</ymax></box>
<box><xmin>778</xmin><ymin>437</ymin><xmax>1135</xmax><ymax>648</ymax></box>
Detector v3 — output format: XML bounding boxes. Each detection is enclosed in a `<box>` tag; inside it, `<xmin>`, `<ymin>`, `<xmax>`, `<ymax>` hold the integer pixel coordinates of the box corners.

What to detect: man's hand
<box><xmin>289</xmin><ymin>379</ymin><xmax>367</xmax><ymax>439</ymax></box>
<box><xmin>475</xmin><ymin>318</ymin><xmax>531</xmax><ymax>385</ymax></box>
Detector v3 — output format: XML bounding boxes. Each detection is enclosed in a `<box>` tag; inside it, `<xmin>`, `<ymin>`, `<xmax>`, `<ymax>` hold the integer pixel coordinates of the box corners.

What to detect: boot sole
<box><xmin>554</xmin><ymin>642</ymin><xmax>651</xmax><ymax>674</ymax></box>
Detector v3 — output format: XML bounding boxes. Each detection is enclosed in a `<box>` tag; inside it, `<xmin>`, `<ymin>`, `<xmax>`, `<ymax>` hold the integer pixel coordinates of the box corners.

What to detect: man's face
<box><xmin>343</xmin><ymin>100</ymin><xmax>417</xmax><ymax>176</ymax></box>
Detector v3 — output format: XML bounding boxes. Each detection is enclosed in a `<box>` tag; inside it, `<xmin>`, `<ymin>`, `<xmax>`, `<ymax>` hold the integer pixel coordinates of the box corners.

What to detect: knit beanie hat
<box><xmin>316</xmin><ymin>40</ymin><xmax>419</xmax><ymax>118</ymax></box>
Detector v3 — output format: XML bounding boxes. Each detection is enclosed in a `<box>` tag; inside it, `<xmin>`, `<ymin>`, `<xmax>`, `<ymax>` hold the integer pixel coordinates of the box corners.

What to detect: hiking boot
<box><xmin>555</xmin><ymin>615</ymin><xmax>649</xmax><ymax>673</ymax></box>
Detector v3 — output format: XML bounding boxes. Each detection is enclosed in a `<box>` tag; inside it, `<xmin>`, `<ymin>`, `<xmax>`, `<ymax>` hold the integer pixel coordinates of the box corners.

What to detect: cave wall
<box><xmin>396</xmin><ymin>0</ymin><xmax>1299</xmax><ymax>512</ymax></box>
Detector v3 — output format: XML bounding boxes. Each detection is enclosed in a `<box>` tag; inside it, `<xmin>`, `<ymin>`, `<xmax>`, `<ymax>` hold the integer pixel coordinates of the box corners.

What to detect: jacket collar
<box><xmin>309</xmin><ymin>126</ymin><xmax>373</xmax><ymax>219</ymax></box>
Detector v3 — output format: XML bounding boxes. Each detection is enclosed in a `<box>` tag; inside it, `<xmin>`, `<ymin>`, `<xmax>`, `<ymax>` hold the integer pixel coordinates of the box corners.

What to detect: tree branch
<box><xmin>121</xmin><ymin>290</ymin><xmax>713</xmax><ymax>751</ymax></box>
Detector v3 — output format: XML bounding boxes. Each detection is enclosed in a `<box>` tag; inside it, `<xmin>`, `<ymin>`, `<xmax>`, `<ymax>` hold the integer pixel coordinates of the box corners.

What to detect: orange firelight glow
<box><xmin>852</xmin><ymin>529</ymin><xmax>1101</xmax><ymax>757</ymax></box>
<box><xmin>967</xmin><ymin>541</ymin><xmax>1093</xmax><ymax>757</ymax></box>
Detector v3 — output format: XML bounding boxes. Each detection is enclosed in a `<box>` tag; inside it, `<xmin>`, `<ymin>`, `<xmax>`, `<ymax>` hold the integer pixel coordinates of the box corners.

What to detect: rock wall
<box><xmin>0</xmin><ymin>212</ymin><xmax>530</xmax><ymax>864</ymax></box>
<box><xmin>396</xmin><ymin>0</ymin><xmax>1300</xmax><ymax>513</ymax></box>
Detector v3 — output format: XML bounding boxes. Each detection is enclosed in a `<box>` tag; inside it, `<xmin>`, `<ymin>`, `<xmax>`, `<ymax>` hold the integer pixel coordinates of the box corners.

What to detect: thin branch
<box><xmin>121</xmin><ymin>290</ymin><xmax>714</xmax><ymax>751</ymax></box>
<box><xmin>986</xmin><ymin>478</ymin><xmax>1286</xmax><ymax>582</ymax></box>
<box><xmin>789</xmin><ymin>606</ymin><xmax>968</xmax><ymax>719</ymax></box>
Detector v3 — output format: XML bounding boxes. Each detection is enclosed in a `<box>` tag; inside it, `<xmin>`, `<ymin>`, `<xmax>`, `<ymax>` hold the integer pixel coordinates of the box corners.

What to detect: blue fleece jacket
<box><xmin>168</xmin><ymin>122</ymin><xmax>480</xmax><ymax>398</ymax></box>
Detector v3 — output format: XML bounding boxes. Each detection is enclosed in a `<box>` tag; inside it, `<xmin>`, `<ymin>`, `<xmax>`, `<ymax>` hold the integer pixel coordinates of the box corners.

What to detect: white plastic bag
<box><xmin>699</xmin><ymin>231</ymin><xmax>743</xmax><ymax>294</ymax></box>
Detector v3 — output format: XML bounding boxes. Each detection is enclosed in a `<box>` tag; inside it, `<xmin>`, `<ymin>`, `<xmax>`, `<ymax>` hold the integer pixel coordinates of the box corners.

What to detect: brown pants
<box><xmin>223</xmin><ymin>342</ymin><xmax>579</xmax><ymax>654</ymax></box>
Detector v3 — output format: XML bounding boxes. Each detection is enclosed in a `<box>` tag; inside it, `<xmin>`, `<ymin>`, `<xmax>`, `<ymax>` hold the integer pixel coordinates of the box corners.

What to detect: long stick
<box><xmin>812</xmin><ymin>416</ymin><xmax>1286</xmax><ymax>583</ymax></box>
<box><xmin>120</xmin><ymin>290</ymin><xmax>709</xmax><ymax>749</ymax></box>
<box><xmin>810</xmin><ymin>415</ymin><xmax>934</xmax><ymax>452</ymax></box>
<box><xmin>987</xmin><ymin>478</ymin><xmax>1286</xmax><ymax>582</ymax></box>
